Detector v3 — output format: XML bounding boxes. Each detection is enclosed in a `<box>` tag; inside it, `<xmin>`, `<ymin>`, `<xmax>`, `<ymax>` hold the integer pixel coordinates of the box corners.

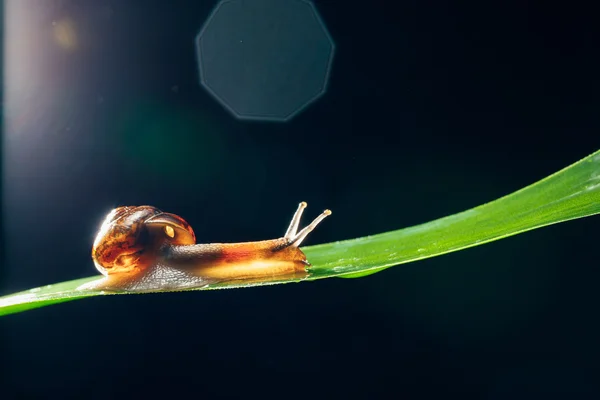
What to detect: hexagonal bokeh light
<box><xmin>195</xmin><ymin>0</ymin><xmax>335</xmax><ymax>122</ymax></box>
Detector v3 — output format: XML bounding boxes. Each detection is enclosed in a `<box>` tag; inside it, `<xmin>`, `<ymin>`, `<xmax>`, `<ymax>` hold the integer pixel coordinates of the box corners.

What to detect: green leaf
<box><xmin>2</xmin><ymin>150</ymin><xmax>600</xmax><ymax>316</ymax></box>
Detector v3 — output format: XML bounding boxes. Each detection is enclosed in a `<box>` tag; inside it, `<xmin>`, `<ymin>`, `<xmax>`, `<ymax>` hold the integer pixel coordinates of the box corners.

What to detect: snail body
<box><xmin>79</xmin><ymin>202</ymin><xmax>331</xmax><ymax>292</ymax></box>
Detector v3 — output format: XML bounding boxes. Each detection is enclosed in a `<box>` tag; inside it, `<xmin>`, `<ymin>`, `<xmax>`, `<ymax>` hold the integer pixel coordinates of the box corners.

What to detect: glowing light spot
<box><xmin>164</xmin><ymin>226</ymin><xmax>175</xmax><ymax>238</ymax></box>
<box><xmin>52</xmin><ymin>18</ymin><xmax>78</xmax><ymax>51</ymax></box>
<box><xmin>195</xmin><ymin>0</ymin><xmax>335</xmax><ymax>122</ymax></box>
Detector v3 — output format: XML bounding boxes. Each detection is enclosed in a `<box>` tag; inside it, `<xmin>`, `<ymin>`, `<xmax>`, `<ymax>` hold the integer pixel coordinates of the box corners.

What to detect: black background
<box><xmin>1</xmin><ymin>0</ymin><xmax>599</xmax><ymax>399</ymax></box>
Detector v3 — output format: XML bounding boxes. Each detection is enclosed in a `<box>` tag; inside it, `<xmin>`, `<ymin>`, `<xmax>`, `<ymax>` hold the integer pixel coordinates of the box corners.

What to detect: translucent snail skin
<box><xmin>78</xmin><ymin>202</ymin><xmax>331</xmax><ymax>292</ymax></box>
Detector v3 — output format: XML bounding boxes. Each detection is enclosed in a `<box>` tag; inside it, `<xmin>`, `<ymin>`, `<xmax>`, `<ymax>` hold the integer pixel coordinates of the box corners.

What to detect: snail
<box><xmin>78</xmin><ymin>202</ymin><xmax>331</xmax><ymax>292</ymax></box>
